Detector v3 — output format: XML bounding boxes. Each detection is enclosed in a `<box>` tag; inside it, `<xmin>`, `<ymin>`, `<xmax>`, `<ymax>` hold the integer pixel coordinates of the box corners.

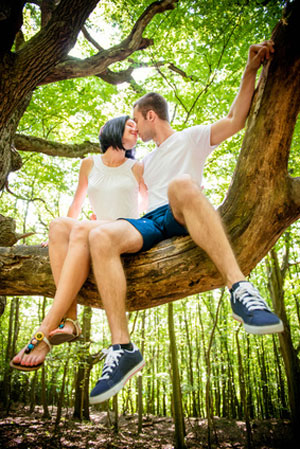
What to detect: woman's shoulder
<box><xmin>81</xmin><ymin>156</ymin><xmax>95</xmax><ymax>175</ymax></box>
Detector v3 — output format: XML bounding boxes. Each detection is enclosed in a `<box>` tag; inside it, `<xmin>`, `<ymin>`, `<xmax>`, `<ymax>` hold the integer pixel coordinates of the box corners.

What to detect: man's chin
<box><xmin>140</xmin><ymin>136</ymin><xmax>151</xmax><ymax>143</ymax></box>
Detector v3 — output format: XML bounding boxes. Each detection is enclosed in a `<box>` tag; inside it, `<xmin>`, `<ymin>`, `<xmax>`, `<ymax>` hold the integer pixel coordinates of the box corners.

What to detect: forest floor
<box><xmin>0</xmin><ymin>406</ymin><xmax>297</xmax><ymax>449</ymax></box>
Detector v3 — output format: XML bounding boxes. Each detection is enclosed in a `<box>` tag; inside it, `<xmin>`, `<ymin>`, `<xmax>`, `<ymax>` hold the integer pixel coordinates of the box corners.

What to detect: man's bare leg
<box><xmin>89</xmin><ymin>220</ymin><xmax>143</xmax><ymax>344</ymax></box>
<box><xmin>168</xmin><ymin>175</ymin><xmax>245</xmax><ymax>288</ymax></box>
<box><xmin>88</xmin><ymin>220</ymin><xmax>145</xmax><ymax>404</ymax></box>
<box><xmin>168</xmin><ymin>175</ymin><xmax>283</xmax><ymax>335</ymax></box>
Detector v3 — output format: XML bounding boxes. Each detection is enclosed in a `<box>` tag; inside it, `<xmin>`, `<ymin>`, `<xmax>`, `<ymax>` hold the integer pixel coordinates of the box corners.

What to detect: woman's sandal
<box><xmin>10</xmin><ymin>331</ymin><xmax>52</xmax><ymax>372</ymax></box>
<box><xmin>49</xmin><ymin>318</ymin><xmax>81</xmax><ymax>345</ymax></box>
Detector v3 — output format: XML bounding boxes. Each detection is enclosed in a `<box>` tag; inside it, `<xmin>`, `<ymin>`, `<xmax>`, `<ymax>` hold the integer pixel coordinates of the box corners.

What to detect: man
<box><xmin>89</xmin><ymin>41</ymin><xmax>283</xmax><ymax>405</ymax></box>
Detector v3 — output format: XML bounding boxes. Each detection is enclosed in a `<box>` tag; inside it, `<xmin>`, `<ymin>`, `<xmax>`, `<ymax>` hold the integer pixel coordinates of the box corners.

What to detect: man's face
<box><xmin>133</xmin><ymin>106</ymin><xmax>154</xmax><ymax>143</ymax></box>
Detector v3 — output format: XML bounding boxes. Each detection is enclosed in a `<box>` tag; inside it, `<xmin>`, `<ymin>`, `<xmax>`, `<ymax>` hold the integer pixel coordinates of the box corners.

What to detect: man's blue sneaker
<box><xmin>230</xmin><ymin>281</ymin><xmax>284</xmax><ymax>335</ymax></box>
<box><xmin>89</xmin><ymin>343</ymin><xmax>145</xmax><ymax>404</ymax></box>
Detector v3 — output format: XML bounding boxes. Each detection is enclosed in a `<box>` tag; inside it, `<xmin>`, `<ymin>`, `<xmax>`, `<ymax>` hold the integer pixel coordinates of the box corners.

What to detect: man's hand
<box><xmin>247</xmin><ymin>40</ymin><xmax>274</xmax><ymax>72</ymax></box>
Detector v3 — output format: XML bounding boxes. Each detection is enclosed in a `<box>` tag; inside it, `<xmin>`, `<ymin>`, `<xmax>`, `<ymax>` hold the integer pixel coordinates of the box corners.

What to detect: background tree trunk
<box><xmin>168</xmin><ymin>302</ymin><xmax>186</xmax><ymax>449</ymax></box>
<box><xmin>266</xmin><ymin>246</ymin><xmax>300</xmax><ymax>440</ymax></box>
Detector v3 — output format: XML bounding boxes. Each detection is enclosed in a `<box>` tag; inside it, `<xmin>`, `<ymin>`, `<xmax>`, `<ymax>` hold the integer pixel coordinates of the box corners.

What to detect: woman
<box><xmin>10</xmin><ymin>115</ymin><xmax>147</xmax><ymax>371</ymax></box>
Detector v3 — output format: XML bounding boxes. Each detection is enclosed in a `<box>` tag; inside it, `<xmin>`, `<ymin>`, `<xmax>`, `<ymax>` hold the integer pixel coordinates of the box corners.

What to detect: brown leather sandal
<box><xmin>49</xmin><ymin>318</ymin><xmax>81</xmax><ymax>345</ymax></box>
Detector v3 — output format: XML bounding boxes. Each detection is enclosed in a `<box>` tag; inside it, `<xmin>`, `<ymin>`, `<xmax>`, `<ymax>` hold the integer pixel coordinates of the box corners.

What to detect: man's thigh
<box><xmin>94</xmin><ymin>219</ymin><xmax>144</xmax><ymax>254</ymax></box>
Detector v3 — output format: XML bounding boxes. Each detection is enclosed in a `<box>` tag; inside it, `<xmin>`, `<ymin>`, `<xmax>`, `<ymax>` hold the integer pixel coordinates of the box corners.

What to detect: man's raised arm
<box><xmin>210</xmin><ymin>41</ymin><xmax>274</xmax><ymax>147</ymax></box>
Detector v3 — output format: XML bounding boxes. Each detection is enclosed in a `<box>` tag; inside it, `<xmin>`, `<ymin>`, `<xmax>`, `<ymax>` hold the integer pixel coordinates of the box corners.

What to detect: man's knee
<box><xmin>89</xmin><ymin>226</ymin><xmax>117</xmax><ymax>256</ymax></box>
<box><xmin>168</xmin><ymin>175</ymin><xmax>201</xmax><ymax>206</ymax></box>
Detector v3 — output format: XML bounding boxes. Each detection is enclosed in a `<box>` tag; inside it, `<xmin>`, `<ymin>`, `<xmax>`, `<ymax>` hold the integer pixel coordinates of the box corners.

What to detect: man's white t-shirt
<box><xmin>143</xmin><ymin>124</ymin><xmax>216</xmax><ymax>213</ymax></box>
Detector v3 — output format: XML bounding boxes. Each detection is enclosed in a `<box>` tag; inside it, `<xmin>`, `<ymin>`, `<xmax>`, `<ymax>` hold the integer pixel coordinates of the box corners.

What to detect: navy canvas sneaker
<box><xmin>230</xmin><ymin>281</ymin><xmax>284</xmax><ymax>335</ymax></box>
<box><xmin>89</xmin><ymin>343</ymin><xmax>145</xmax><ymax>404</ymax></box>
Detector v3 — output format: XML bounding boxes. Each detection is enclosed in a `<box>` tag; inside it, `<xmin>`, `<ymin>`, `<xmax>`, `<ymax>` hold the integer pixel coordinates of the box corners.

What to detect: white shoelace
<box><xmin>99</xmin><ymin>347</ymin><xmax>123</xmax><ymax>381</ymax></box>
<box><xmin>233</xmin><ymin>283</ymin><xmax>270</xmax><ymax>312</ymax></box>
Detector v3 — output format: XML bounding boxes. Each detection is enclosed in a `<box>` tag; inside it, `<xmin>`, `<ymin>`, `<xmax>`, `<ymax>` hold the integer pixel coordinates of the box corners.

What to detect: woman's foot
<box><xmin>10</xmin><ymin>330</ymin><xmax>51</xmax><ymax>371</ymax></box>
<box><xmin>49</xmin><ymin>318</ymin><xmax>81</xmax><ymax>345</ymax></box>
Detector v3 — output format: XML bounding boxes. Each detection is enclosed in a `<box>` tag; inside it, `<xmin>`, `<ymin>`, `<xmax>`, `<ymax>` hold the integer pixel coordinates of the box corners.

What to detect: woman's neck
<box><xmin>102</xmin><ymin>147</ymin><xmax>126</xmax><ymax>167</ymax></box>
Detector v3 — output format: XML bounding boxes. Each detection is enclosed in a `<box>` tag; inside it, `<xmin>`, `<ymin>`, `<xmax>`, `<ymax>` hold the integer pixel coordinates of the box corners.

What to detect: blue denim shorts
<box><xmin>122</xmin><ymin>204</ymin><xmax>188</xmax><ymax>252</ymax></box>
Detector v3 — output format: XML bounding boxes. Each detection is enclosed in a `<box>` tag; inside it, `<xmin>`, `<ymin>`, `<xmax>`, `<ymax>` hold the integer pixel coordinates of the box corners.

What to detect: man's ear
<box><xmin>146</xmin><ymin>110</ymin><xmax>156</xmax><ymax>122</ymax></box>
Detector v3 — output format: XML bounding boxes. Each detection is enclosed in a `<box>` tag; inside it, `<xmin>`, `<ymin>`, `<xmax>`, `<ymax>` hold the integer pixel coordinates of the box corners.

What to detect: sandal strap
<box><xmin>25</xmin><ymin>331</ymin><xmax>52</xmax><ymax>354</ymax></box>
<box><xmin>64</xmin><ymin>318</ymin><xmax>80</xmax><ymax>337</ymax></box>
<box><xmin>58</xmin><ymin>318</ymin><xmax>66</xmax><ymax>329</ymax></box>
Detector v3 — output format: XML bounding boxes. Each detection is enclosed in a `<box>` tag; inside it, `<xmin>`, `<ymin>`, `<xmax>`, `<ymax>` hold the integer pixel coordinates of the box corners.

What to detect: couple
<box><xmin>11</xmin><ymin>41</ymin><xmax>283</xmax><ymax>405</ymax></box>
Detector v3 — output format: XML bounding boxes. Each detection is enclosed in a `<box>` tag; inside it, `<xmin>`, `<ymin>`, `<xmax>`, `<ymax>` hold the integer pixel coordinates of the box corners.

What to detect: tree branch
<box><xmin>39</xmin><ymin>0</ymin><xmax>178</xmax><ymax>85</ymax></box>
<box><xmin>14</xmin><ymin>134</ymin><xmax>100</xmax><ymax>158</ymax></box>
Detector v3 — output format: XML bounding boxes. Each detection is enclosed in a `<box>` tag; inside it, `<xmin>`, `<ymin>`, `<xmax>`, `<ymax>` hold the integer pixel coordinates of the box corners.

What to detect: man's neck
<box><xmin>154</xmin><ymin>122</ymin><xmax>175</xmax><ymax>147</ymax></box>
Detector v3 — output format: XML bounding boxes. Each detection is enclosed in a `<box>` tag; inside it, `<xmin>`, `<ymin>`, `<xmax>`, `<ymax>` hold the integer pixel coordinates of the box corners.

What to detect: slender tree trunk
<box><xmin>235</xmin><ymin>327</ymin><xmax>252</xmax><ymax>449</ymax></box>
<box><xmin>29</xmin><ymin>371</ymin><xmax>38</xmax><ymax>414</ymax></box>
<box><xmin>0</xmin><ymin>295</ymin><xmax>6</xmax><ymax>316</ymax></box>
<box><xmin>55</xmin><ymin>347</ymin><xmax>70</xmax><ymax>426</ymax></box>
<box><xmin>113</xmin><ymin>394</ymin><xmax>119</xmax><ymax>433</ymax></box>
<box><xmin>3</xmin><ymin>297</ymin><xmax>19</xmax><ymax>410</ymax></box>
<box><xmin>138</xmin><ymin>310</ymin><xmax>146</xmax><ymax>433</ymax></box>
<box><xmin>168</xmin><ymin>302</ymin><xmax>186</xmax><ymax>449</ymax></box>
<box><xmin>73</xmin><ymin>306</ymin><xmax>92</xmax><ymax>420</ymax></box>
<box><xmin>203</xmin><ymin>291</ymin><xmax>223</xmax><ymax>449</ymax></box>
<box><xmin>272</xmin><ymin>335</ymin><xmax>288</xmax><ymax>418</ymax></box>
<box><xmin>184</xmin><ymin>309</ymin><xmax>197</xmax><ymax>417</ymax></box>
<box><xmin>258</xmin><ymin>339</ymin><xmax>273</xmax><ymax>419</ymax></box>
<box><xmin>40</xmin><ymin>297</ymin><xmax>50</xmax><ymax>419</ymax></box>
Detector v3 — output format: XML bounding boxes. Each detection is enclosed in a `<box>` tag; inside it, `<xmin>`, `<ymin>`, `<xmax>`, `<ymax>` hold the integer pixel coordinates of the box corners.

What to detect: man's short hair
<box><xmin>133</xmin><ymin>92</ymin><xmax>169</xmax><ymax>122</ymax></box>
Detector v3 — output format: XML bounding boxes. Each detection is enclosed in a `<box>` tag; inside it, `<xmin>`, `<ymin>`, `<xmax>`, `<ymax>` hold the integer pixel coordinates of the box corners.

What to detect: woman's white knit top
<box><xmin>87</xmin><ymin>155</ymin><xmax>139</xmax><ymax>220</ymax></box>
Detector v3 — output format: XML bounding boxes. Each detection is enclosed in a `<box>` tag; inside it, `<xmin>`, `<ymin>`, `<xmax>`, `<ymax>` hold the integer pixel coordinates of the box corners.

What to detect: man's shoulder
<box><xmin>181</xmin><ymin>124</ymin><xmax>210</xmax><ymax>133</ymax></box>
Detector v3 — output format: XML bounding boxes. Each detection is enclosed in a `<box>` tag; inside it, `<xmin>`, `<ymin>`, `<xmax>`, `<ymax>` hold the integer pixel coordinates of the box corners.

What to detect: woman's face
<box><xmin>122</xmin><ymin>119</ymin><xmax>138</xmax><ymax>150</ymax></box>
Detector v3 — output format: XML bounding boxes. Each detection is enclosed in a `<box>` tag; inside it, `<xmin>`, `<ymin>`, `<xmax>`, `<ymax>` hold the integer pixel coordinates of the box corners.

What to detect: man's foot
<box><xmin>49</xmin><ymin>318</ymin><xmax>81</xmax><ymax>345</ymax></box>
<box><xmin>89</xmin><ymin>343</ymin><xmax>145</xmax><ymax>404</ymax></box>
<box><xmin>10</xmin><ymin>330</ymin><xmax>52</xmax><ymax>371</ymax></box>
<box><xmin>230</xmin><ymin>281</ymin><xmax>284</xmax><ymax>334</ymax></box>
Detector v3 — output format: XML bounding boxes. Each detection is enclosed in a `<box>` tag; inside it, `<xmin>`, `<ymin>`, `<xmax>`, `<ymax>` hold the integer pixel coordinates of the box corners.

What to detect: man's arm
<box><xmin>210</xmin><ymin>41</ymin><xmax>274</xmax><ymax>147</ymax></box>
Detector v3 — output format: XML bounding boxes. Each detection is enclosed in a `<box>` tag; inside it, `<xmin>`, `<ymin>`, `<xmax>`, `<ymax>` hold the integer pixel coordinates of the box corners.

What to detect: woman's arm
<box><xmin>132</xmin><ymin>161</ymin><xmax>148</xmax><ymax>214</ymax></box>
<box><xmin>67</xmin><ymin>157</ymin><xmax>93</xmax><ymax>218</ymax></box>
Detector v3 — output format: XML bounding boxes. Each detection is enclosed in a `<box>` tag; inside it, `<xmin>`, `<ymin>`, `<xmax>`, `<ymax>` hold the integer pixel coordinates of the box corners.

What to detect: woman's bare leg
<box><xmin>12</xmin><ymin>219</ymin><xmax>109</xmax><ymax>368</ymax></box>
<box><xmin>49</xmin><ymin>217</ymin><xmax>79</xmax><ymax>324</ymax></box>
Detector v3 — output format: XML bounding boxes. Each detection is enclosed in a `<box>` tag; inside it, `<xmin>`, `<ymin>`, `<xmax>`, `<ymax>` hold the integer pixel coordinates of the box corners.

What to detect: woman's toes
<box><xmin>13</xmin><ymin>347</ymin><xmax>26</xmax><ymax>364</ymax></box>
<box><xmin>20</xmin><ymin>341</ymin><xmax>49</xmax><ymax>367</ymax></box>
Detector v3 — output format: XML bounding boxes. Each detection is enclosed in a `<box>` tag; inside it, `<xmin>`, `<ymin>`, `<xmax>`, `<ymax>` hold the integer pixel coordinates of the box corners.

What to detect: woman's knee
<box><xmin>49</xmin><ymin>217</ymin><xmax>71</xmax><ymax>242</ymax></box>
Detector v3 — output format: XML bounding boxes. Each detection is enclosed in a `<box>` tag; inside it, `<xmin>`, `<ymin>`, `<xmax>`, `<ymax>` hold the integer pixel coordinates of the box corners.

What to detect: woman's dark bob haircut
<box><xmin>99</xmin><ymin>115</ymin><xmax>135</xmax><ymax>159</ymax></box>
